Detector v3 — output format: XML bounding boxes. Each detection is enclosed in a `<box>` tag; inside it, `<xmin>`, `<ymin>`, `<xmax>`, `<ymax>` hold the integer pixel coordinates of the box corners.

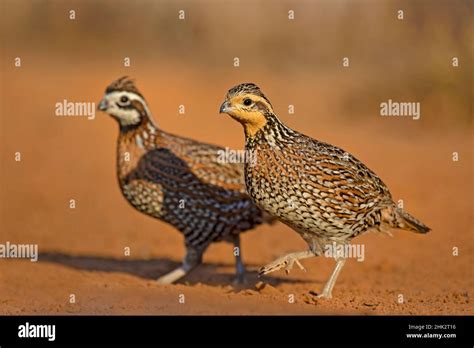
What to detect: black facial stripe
<box><xmin>116</xmin><ymin>102</ymin><xmax>135</xmax><ymax>109</ymax></box>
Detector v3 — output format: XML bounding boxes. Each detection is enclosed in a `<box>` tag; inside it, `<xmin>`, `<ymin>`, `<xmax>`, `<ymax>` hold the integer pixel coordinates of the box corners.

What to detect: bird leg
<box><xmin>259</xmin><ymin>250</ymin><xmax>315</xmax><ymax>276</ymax></box>
<box><xmin>157</xmin><ymin>247</ymin><xmax>202</xmax><ymax>284</ymax></box>
<box><xmin>317</xmin><ymin>258</ymin><xmax>346</xmax><ymax>299</ymax></box>
<box><xmin>232</xmin><ymin>235</ymin><xmax>246</xmax><ymax>285</ymax></box>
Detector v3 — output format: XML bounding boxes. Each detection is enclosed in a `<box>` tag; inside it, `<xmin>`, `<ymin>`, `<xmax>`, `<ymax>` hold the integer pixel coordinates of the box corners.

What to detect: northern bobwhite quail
<box><xmin>98</xmin><ymin>77</ymin><xmax>274</xmax><ymax>284</ymax></box>
<box><xmin>220</xmin><ymin>83</ymin><xmax>430</xmax><ymax>298</ymax></box>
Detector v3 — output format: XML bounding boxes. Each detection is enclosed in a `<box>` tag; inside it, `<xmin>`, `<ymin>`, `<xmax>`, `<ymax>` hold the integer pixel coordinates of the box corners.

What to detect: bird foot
<box><xmin>309</xmin><ymin>289</ymin><xmax>332</xmax><ymax>299</ymax></box>
<box><xmin>316</xmin><ymin>292</ymin><xmax>332</xmax><ymax>299</ymax></box>
<box><xmin>232</xmin><ymin>274</ymin><xmax>248</xmax><ymax>286</ymax></box>
<box><xmin>259</xmin><ymin>254</ymin><xmax>307</xmax><ymax>276</ymax></box>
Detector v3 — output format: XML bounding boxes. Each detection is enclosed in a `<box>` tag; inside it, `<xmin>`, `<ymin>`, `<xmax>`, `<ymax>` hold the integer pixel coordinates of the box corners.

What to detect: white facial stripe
<box><xmin>107</xmin><ymin>91</ymin><xmax>152</xmax><ymax>117</ymax></box>
<box><xmin>104</xmin><ymin>91</ymin><xmax>153</xmax><ymax>127</ymax></box>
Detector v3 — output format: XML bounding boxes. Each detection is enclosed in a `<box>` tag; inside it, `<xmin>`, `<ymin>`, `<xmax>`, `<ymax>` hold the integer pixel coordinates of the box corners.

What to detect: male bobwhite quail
<box><xmin>98</xmin><ymin>77</ymin><xmax>274</xmax><ymax>284</ymax></box>
<box><xmin>220</xmin><ymin>83</ymin><xmax>430</xmax><ymax>298</ymax></box>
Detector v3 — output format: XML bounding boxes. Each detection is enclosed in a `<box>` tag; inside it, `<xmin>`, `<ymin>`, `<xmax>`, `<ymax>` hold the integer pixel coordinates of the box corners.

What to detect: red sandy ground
<box><xmin>1</xmin><ymin>68</ymin><xmax>472</xmax><ymax>315</ymax></box>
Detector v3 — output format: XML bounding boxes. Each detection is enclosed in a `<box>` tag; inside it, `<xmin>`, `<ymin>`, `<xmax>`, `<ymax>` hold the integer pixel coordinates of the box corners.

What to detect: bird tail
<box><xmin>393</xmin><ymin>207</ymin><xmax>431</xmax><ymax>233</ymax></box>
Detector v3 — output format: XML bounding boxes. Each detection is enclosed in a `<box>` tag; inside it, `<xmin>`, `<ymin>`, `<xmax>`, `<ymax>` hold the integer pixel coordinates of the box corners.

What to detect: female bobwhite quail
<box><xmin>98</xmin><ymin>77</ymin><xmax>274</xmax><ymax>284</ymax></box>
<box><xmin>220</xmin><ymin>83</ymin><xmax>430</xmax><ymax>298</ymax></box>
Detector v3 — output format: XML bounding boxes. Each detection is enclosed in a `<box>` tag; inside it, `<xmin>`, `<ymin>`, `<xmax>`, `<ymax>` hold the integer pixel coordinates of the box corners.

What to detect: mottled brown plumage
<box><xmin>220</xmin><ymin>83</ymin><xmax>430</xmax><ymax>298</ymax></box>
<box><xmin>98</xmin><ymin>77</ymin><xmax>274</xmax><ymax>284</ymax></box>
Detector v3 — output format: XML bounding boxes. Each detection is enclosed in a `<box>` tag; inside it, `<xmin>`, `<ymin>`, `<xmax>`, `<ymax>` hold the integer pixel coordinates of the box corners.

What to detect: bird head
<box><xmin>219</xmin><ymin>83</ymin><xmax>274</xmax><ymax>137</ymax></box>
<box><xmin>98</xmin><ymin>76</ymin><xmax>152</xmax><ymax>128</ymax></box>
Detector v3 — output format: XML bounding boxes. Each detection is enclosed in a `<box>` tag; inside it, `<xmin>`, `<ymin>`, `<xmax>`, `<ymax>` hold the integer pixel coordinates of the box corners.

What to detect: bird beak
<box><xmin>98</xmin><ymin>99</ymin><xmax>108</xmax><ymax>111</ymax></box>
<box><xmin>219</xmin><ymin>101</ymin><xmax>231</xmax><ymax>114</ymax></box>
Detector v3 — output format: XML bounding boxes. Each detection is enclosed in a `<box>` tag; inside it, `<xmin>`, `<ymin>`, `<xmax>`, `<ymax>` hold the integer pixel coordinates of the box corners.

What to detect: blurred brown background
<box><xmin>0</xmin><ymin>0</ymin><xmax>472</xmax><ymax>314</ymax></box>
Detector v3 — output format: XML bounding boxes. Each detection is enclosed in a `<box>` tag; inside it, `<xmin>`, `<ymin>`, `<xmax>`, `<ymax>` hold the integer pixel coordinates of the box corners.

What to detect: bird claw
<box><xmin>294</xmin><ymin>259</ymin><xmax>307</xmax><ymax>272</ymax></box>
<box><xmin>259</xmin><ymin>255</ymin><xmax>307</xmax><ymax>276</ymax></box>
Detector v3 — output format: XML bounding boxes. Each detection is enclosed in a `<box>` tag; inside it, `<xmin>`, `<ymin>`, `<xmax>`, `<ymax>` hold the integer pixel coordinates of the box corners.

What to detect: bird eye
<box><xmin>243</xmin><ymin>98</ymin><xmax>252</xmax><ymax>106</ymax></box>
<box><xmin>120</xmin><ymin>96</ymin><xmax>129</xmax><ymax>103</ymax></box>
